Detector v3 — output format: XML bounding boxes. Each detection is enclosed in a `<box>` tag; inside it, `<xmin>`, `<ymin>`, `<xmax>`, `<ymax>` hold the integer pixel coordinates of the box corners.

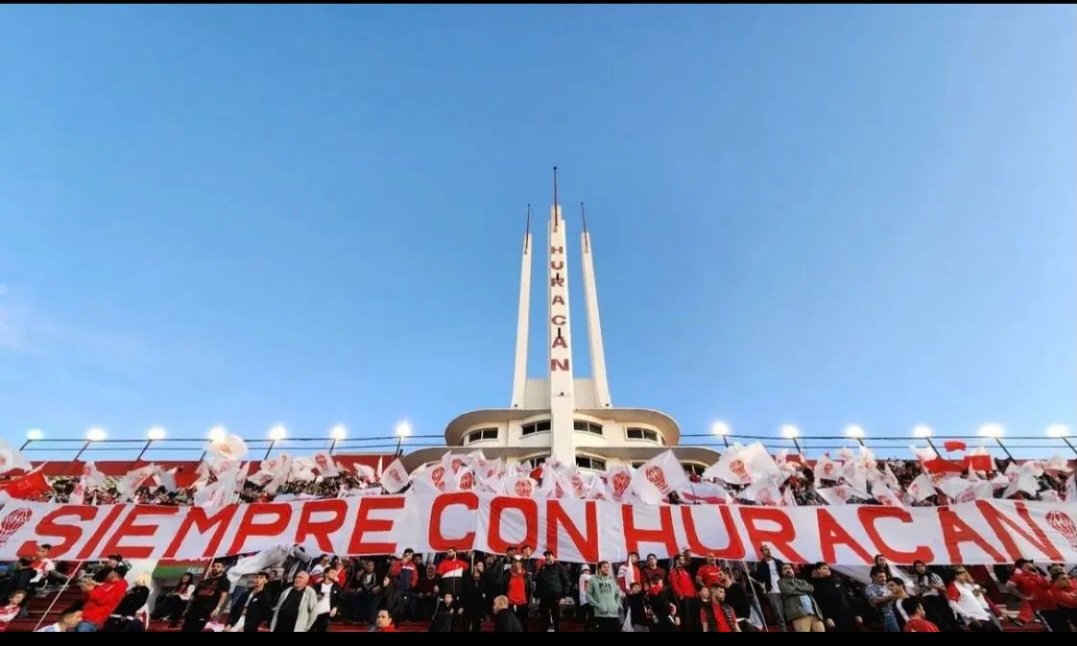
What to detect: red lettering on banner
<box><xmin>740</xmin><ymin>507</ymin><xmax>807</xmax><ymax>563</ymax></box>
<box><xmin>228</xmin><ymin>503</ymin><xmax>292</xmax><ymax>554</ymax></box>
<box><xmin>546</xmin><ymin>500</ymin><xmax>599</xmax><ymax>563</ymax></box>
<box><xmin>551</xmin><ymin>359</ymin><xmax>570</xmax><ymax>371</ymax></box>
<box><xmin>296</xmin><ymin>499</ymin><xmax>349</xmax><ymax>554</ymax></box>
<box><xmin>551</xmin><ymin>315</ymin><xmax>567</xmax><ymax>326</ymax></box>
<box><xmin>100</xmin><ymin>506</ymin><xmax>179</xmax><ymax>559</ymax></box>
<box><xmin>622</xmin><ymin>504</ymin><xmax>678</xmax><ymax>557</ymax></box>
<box><xmin>550</xmin><ymin>246</ymin><xmax>563</xmax><ymax>255</ymax></box>
<box><xmin>552</xmin><ymin>336</ymin><xmax>568</xmax><ymax>349</ymax></box>
<box><xmin>487</xmin><ymin>497</ymin><xmax>538</xmax><ymax>554</ymax></box>
<box><xmin>164</xmin><ymin>505</ymin><xmax>238</xmax><ymax>558</ymax></box>
<box><xmin>550</xmin><ymin>260</ymin><xmax>564</xmax><ymax>271</ymax></box>
<box><xmin>938</xmin><ymin>507</ymin><xmax>1005</xmax><ymax>563</ymax></box>
<box><xmin>18</xmin><ymin>507</ymin><xmax>96</xmax><ymax>557</ymax></box>
<box><xmin>680</xmin><ymin>505</ymin><xmax>745</xmax><ymax>560</ymax></box>
<box><xmin>348</xmin><ymin>496</ymin><xmax>404</xmax><ymax>555</ymax></box>
<box><xmin>76</xmin><ymin>506</ymin><xmax>126</xmax><ymax>560</ymax></box>
<box><xmin>975</xmin><ymin>501</ymin><xmax>1063</xmax><ymax>562</ymax></box>
<box><xmin>552</xmin><ymin>295</ymin><xmax>565</xmax><ymax>305</ymax></box>
<box><xmin>429</xmin><ymin>492</ymin><xmax>478</xmax><ymax>551</ymax></box>
<box><xmin>816</xmin><ymin>508</ymin><xmax>873</xmax><ymax>565</ymax></box>
<box><xmin>857</xmin><ymin>507</ymin><xmax>934</xmax><ymax>563</ymax></box>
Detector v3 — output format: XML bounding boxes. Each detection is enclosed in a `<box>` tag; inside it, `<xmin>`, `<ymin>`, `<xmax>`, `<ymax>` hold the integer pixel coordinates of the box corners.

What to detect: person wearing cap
<box><xmin>535</xmin><ymin>550</ymin><xmax>571</xmax><ymax>631</ymax></box>
<box><xmin>76</xmin><ymin>565</ymin><xmax>128</xmax><ymax>632</ymax></box>
<box><xmin>577</xmin><ymin>564</ymin><xmax>593</xmax><ymax>629</ymax></box>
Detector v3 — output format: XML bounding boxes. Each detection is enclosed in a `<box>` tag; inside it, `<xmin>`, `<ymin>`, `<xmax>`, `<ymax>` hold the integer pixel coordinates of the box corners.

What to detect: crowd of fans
<box><xmin>3</xmin><ymin>541</ymin><xmax>1076</xmax><ymax>633</ymax></box>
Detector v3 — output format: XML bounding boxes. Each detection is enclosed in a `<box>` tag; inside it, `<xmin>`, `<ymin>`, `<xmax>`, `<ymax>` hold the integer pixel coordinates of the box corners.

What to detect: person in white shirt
<box><xmin>35</xmin><ymin>607</ymin><xmax>82</xmax><ymax>632</ymax></box>
<box><xmin>578</xmin><ymin>565</ymin><xmax>593</xmax><ymax>629</ymax></box>
<box><xmin>947</xmin><ymin>568</ymin><xmax>1000</xmax><ymax>632</ymax></box>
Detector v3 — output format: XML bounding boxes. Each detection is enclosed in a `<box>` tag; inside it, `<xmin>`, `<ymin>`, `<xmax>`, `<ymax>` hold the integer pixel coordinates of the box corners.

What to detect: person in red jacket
<box><xmin>1049</xmin><ymin>571</ymin><xmax>1077</xmax><ymax>627</ymax></box>
<box><xmin>902</xmin><ymin>599</ymin><xmax>940</xmax><ymax>632</ymax></box>
<box><xmin>695</xmin><ymin>554</ymin><xmax>721</xmax><ymax>590</ymax></box>
<box><xmin>375</xmin><ymin>609</ymin><xmax>397</xmax><ymax>632</ymax></box>
<box><xmin>668</xmin><ymin>554</ymin><xmax>698</xmax><ymax>632</ymax></box>
<box><xmin>505</xmin><ymin>560</ymin><xmax>532</xmax><ymax>631</ymax></box>
<box><xmin>76</xmin><ymin>565</ymin><xmax>128</xmax><ymax>632</ymax></box>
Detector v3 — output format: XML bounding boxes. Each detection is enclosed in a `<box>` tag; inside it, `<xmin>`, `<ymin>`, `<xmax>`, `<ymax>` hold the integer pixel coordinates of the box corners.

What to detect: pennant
<box><xmin>0</xmin><ymin>468</ymin><xmax>52</xmax><ymax>500</ymax></box>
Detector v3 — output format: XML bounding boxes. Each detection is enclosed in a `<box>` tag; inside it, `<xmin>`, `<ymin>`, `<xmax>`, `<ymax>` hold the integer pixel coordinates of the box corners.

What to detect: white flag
<box><xmin>870</xmin><ymin>480</ymin><xmax>903</xmax><ymax>507</ymax></box>
<box><xmin>1064</xmin><ymin>474</ymin><xmax>1076</xmax><ymax>502</ymax></box>
<box><xmin>380</xmin><ymin>459</ymin><xmax>410</xmax><ymax>494</ymax></box>
<box><xmin>631</xmin><ymin>450</ymin><xmax>689</xmax><ymax>504</ymax></box>
<box><xmin>311</xmin><ymin>452</ymin><xmax>339</xmax><ymax>478</ymax></box>
<box><xmin>208</xmin><ymin>434</ymin><xmax>248</xmax><ymax>462</ymax></box>
<box><xmin>906</xmin><ymin>473</ymin><xmax>936</xmax><ymax>502</ymax></box>
<box><xmin>0</xmin><ymin>439</ymin><xmax>33</xmax><ymax>475</ymax></box>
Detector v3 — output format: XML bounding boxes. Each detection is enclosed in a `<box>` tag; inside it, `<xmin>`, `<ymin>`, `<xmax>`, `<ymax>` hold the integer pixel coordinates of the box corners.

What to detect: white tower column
<box><xmin>580</xmin><ymin>210</ymin><xmax>612</xmax><ymax>408</ymax></box>
<box><xmin>547</xmin><ymin>175</ymin><xmax>576</xmax><ymax>464</ymax></box>
<box><xmin>510</xmin><ymin>207</ymin><xmax>532</xmax><ymax>408</ymax></box>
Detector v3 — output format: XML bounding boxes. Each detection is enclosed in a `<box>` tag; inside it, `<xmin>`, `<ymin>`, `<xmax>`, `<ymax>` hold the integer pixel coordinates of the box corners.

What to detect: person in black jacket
<box><xmin>429</xmin><ymin>593</ymin><xmax>461</xmax><ymax>632</ymax></box>
<box><xmin>492</xmin><ymin>595</ymin><xmax>523</xmax><ymax>632</ymax></box>
<box><xmin>535</xmin><ymin>551</ymin><xmax>571</xmax><ymax>632</ymax></box>
<box><xmin>102</xmin><ymin>577</ymin><xmax>150</xmax><ymax>632</ymax></box>
<box><xmin>752</xmin><ymin>545</ymin><xmax>786</xmax><ymax>631</ymax></box>
<box><xmin>461</xmin><ymin>562</ymin><xmax>489</xmax><ymax>632</ymax></box>
<box><xmin>809</xmin><ymin>563</ymin><xmax>859</xmax><ymax>632</ymax></box>
<box><xmin>228</xmin><ymin>572</ymin><xmax>274</xmax><ymax>632</ymax></box>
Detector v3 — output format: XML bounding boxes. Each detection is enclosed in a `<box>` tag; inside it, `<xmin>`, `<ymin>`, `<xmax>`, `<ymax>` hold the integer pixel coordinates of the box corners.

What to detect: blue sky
<box><xmin>0</xmin><ymin>5</ymin><xmax>1074</xmax><ymax>455</ymax></box>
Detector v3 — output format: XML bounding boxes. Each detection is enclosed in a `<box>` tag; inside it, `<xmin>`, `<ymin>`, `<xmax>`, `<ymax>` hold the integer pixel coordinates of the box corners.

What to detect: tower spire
<box><xmin>581</xmin><ymin>203</ymin><xmax>612</xmax><ymax>407</ymax></box>
<box><xmin>510</xmin><ymin>203</ymin><xmax>534</xmax><ymax>408</ymax></box>
<box><xmin>552</xmin><ymin>166</ymin><xmax>559</xmax><ymax>229</ymax></box>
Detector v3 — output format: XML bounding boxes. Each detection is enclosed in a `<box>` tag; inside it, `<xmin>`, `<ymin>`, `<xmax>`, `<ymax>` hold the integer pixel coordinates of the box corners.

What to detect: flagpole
<box><xmin>32</xmin><ymin>560</ymin><xmax>84</xmax><ymax>632</ymax></box>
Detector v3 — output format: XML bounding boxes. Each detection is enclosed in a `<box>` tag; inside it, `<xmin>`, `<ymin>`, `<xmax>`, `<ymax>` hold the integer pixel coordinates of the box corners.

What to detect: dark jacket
<box><xmin>461</xmin><ymin>574</ymin><xmax>488</xmax><ymax>613</ymax></box>
<box><xmin>811</xmin><ymin>575</ymin><xmax>852</xmax><ymax>623</ymax></box>
<box><xmin>534</xmin><ymin>563</ymin><xmax>571</xmax><ymax>599</ymax></box>
<box><xmin>228</xmin><ymin>587</ymin><xmax>274</xmax><ymax>632</ymax></box>
<box><xmin>753</xmin><ymin>559</ymin><xmax>785</xmax><ymax>593</ymax></box>
<box><xmin>429</xmin><ymin>602</ymin><xmax>457</xmax><ymax>632</ymax></box>
<box><xmin>494</xmin><ymin>607</ymin><xmax>523</xmax><ymax>632</ymax></box>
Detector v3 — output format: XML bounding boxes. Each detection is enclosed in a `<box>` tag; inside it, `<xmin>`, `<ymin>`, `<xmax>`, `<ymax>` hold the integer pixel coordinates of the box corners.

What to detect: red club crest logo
<box><xmin>571</xmin><ymin>474</ymin><xmax>585</xmax><ymax>496</ymax></box>
<box><xmin>514</xmin><ymin>479</ymin><xmax>534</xmax><ymax>498</ymax></box>
<box><xmin>0</xmin><ymin>508</ymin><xmax>33</xmax><ymax>550</ymax></box>
<box><xmin>451</xmin><ymin>459</ymin><xmax>463</xmax><ymax>473</ymax></box>
<box><xmin>611</xmin><ymin>472</ymin><xmax>631</xmax><ymax>497</ymax></box>
<box><xmin>645</xmin><ymin>466</ymin><xmax>668</xmax><ymax>492</ymax></box>
<box><xmin>1046</xmin><ymin>510</ymin><xmax>1077</xmax><ymax>549</ymax></box>
<box><xmin>729</xmin><ymin>459</ymin><xmax>748</xmax><ymax>481</ymax></box>
<box><xmin>458</xmin><ymin>472</ymin><xmax>475</xmax><ymax>491</ymax></box>
<box><xmin>431</xmin><ymin>466</ymin><xmax>446</xmax><ymax>491</ymax></box>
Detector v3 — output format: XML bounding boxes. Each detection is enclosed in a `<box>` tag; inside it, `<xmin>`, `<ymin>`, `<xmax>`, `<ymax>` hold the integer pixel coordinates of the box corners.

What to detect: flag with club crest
<box><xmin>631</xmin><ymin>450</ymin><xmax>689</xmax><ymax>505</ymax></box>
<box><xmin>379</xmin><ymin>458</ymin><xmax>411</xmax><ymax>494</ymax></box>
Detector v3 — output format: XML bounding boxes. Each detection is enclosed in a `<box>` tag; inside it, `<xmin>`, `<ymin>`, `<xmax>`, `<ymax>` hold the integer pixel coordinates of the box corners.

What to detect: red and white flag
<box><xmin>0</xmin><ymin>440</ymin><xmax>33</xmax><ymax>475</ymax></box>
<box><xmin>605</xmin><ymin>466</ymin><xmax>635</xmax><ymax>501</ymax></box>
<box><xmin>311</xmin><ymin>452</ymin><xmax>339</xmax><ymax>478</ymax></box>
<box><xmin>208</xmin><ymin>434</ymin><xmax>248</xmax><ymax>462</ymax></box>
<box><xmin>1064</xmin><ymin>474</ymin><xmax>1076</xmax><ymax>502</ymax></box>
<box><xmin>380</xmin><ymin>459</ymin><xmax>410</xmax><ymax>494</ymax></box>
<box><xmin>117</xmin><ymin>465</ymin><xmax>158</xmax><ymax>501</ymax></box>
<box><xmin>870</xmin><ymin>480</ymin><xmax>903</xmax><ymax>507</ymax></box>
<box><xmin>906</xmin><ymin>473</ymin><xmax>936</xmax><ymax>502</ymax></box>
<box><xmin>632</xmin><ymin>451</ymin><xmax>689</xmax><ymax>505</ymax></box>
<box><xmin>814</xmin><ymin>454</ymin><xmax>843</xmax><ymax>484</ymax></box>
<box><xmin>816</xmin><ymin>486</ymin><xmax>852</xmax><ymax>506</ymax></box>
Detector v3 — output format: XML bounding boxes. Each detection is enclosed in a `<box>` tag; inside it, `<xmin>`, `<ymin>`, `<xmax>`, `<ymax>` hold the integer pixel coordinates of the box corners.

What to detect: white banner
<box><xmin>1</xmin><ymin>494</ymin><xmax>1076</xmax><ymax>566</ymax></box>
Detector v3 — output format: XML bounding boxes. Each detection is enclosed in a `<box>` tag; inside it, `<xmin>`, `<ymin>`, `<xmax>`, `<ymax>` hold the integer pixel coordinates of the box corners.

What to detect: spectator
<box><xmin>902</xmin><ymin>598</ymin><xmax>940</xmax><ymax>632</ymax></box>
<box><xmin>704</xmin><ymin>584</ymin><xmax>739</xmax><ymax>632</ymax></box>
<box><xmin>625</xmin><ymin>582</ymin><xmax>648</xmax><ymax>632</ymax></box>
<box><xmin>753</xmin><ymin>544</ymin><xmax>786</xmax><ymax>631</ymax></box>
<box><xmin>270</xmin><ymin>571</ymin><xmax>319</xmax><ymax>632</ymax></box>
<box><xmin>695</xmin><ymin>554</ymin><xmax>721</xmax><ymax>590</ymax></box>
<box><xmin>460</xmin><ymin>561</ymin><xmax>488</xmax><ymax>632</ymax></box>
<box><xmin>0</xmin><ymin>590</ymin><xmax>26</xmax><ymax>632</ymax></box>
<box><xmin>76</xmin><ymin>565</ymin><xmax>128</xmax><ymax>632</ymax></box>
<box><xmin>181</xmin><ymin>560</ymin><xmax>230</xmax><ymax>633</ymax></box>
<box><xmin>947</xmin><ymin>567</ymin><xmax>1000</xmax><ymax>632</ymax></box>
<box><xmin>228</xmin><ymin>571</ymin><xmax>273</xmax><ymax>633</ymax></box>
<box><xmin>436</xmin><ymin>547</ymin><xmax>468</xmax><ymax>600</ymax></box>
<box><xmin>311</xmin><ymin>565</ymin><xmax>342</xmax><ymax>632</ymax></box>
<box><xmin>505</xmin><ymin>560</ymin><xmax>532</xmax><ymax>631</ymax></box>
<box><xmin>35</xmin><ymin>606</ymin><xmax>82</xmax><ymax>632</ymax></box>
<box><xmin>865</xmin><ymin>566</ymin><xmax>899</xmax><ymax>632</ymax></box>
<box><xmin>535</xmin><ymin>551</ymin><xmax>570</xmax><ymax>631</ymax></box>
<box><xmin>587</xmin><ymin>561</ymin><xmax>623</xmax><ymax>633</ymax></box>
<box><xmin>668</xmin><ymin>553</ymin><xmax>698</xmax><ymax>632</ymax></box>
<box><xmin>617</xmin><ymin>552</ymin><xmax>642</xmax><ymax>594</ymax></box>
<box><xmin>778</xmin><ymin>562</ymin><xmax>824</xmax><ymax>633</ymax></box>
<box><xmin>1049</xmin><ymin>571</ymin><xmax>1077</xmax><ymax>628</ymax></box>
<box><xmin>809</xmin><ymin>562</ymin><xmax>858</xmax><ymax>632</ymax></box>
<box><xmin>646</xmin><ymin>575</ymin><xmax>678</xmax><ymax>632</ymax></box>
<box><xmin>577</xmin><ymin>564</ymin><xmax>593</xmax><ymax>629</ymax></box>
<box><xmin>888</xmin><ymin>578</ymin><xmax>911</xmax><ymax>628</ymax></box>
<box><xmin>413</xmin><ymin>564</ymin><xmax>439</xmax><ymax>620</ymax></box>
<box><xmin>642</xmin><ymin>554</ymin><xmax>666</xmax><ymax>583</ymax></box>
<box><xmin>375</xmin><ymin>608</ymin><xmax>397</xmax><ymax>632</ymax></box>
<box><xmin>910</xmin><ymin>560</ymin><xmax>960</xmax><ymax>632</ymax></box>
<box><xmin>492</xmin><ymin>594</ymin><xmax>523</xmax><ymax>632</ymax></box>
<box><xmin>873</xmin><ymin>555</ymin><xmax>894</xmax><ymax>579</ymax></box>
<box><xmin>1007</xmin><ymin>558</ymin><xmax>1067</xmax><ymax>632</ymax></box>
<box><xmin>429</xmin><ymin>592</ymin><xmax>460</xmax><ymax>632</ymax></box>
<box><xmin>0</xmin><ymin>558</ymin><xmax>35</xmax><ymax>602</ymax></box>
<box><xmin>153</xmin><ymin>572</ymin><xmax>195</xmax><ymax>627</ymax></box>
<box><xmin>102</xmin><ymin>572</ymin><xmax>151</xmax><ymax>632</ymax></box>
<box><xmin>92</xmin><ymin>554</ymin><xmax>126</xmax><ymax>583</ymax></box>
<box><xmin>353</xmin><ymin>559</ymin><xmax>381</xmax><ymax>629</ymax></box>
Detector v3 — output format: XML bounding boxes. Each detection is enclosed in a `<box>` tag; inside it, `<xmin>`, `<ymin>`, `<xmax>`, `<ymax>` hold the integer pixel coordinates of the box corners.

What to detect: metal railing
<box><xmin>14</xmin><ymin>432</ymin><xmax>1077</xmax><ymax>464</ymax></box>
